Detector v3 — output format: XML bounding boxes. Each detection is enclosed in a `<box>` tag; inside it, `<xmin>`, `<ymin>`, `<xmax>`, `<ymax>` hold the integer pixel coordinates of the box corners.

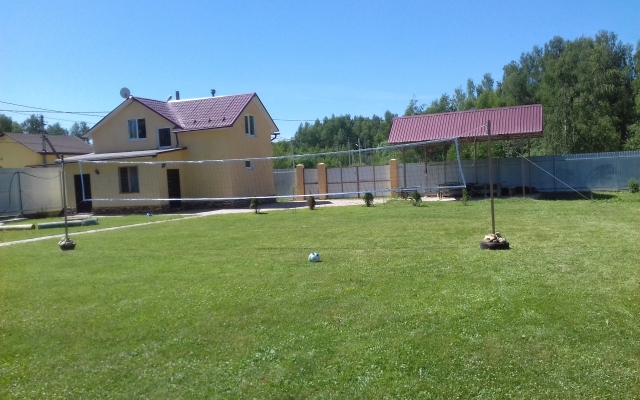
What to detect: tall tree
<box><xmin>624</xmin><ymin>40</ymin><xmax>640</xmax><ymax>150</ymax></box>
<box><xmin>0</xmin><ymin>114</ymin><xmax>14</xmax><ymax>133</ymax></box>
<box><xmin>21</xmin><ymin>114</ymin><xmax>44</xmax><ymax>134</ymax></box>
<box><xmin>69</xmin><ymin>121</ymin><xmax>90</xmax><ymax>137</ymax></box>
<box><xmin>46</xmin><ymin>122</ymin><xmax>68</xmax><ymax>136</ymax></box>
<box><xmin>540</xmin><ymin>31</ymin><xmax>635</xmax><ymax>153</ymax></box>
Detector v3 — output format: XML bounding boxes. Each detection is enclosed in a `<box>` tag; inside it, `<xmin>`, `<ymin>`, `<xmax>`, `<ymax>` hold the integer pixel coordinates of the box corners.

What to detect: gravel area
<box><xmin>194</xmin><ymin>196</ymin><xmax>455</xmax><ymax>216</ymax></box>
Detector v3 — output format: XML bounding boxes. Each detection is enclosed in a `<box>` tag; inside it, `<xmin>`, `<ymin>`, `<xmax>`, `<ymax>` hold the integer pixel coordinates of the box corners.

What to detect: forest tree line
<box><xmin>274</xmin><ymin>31</ymin><xmax>640</xmax><ymax>167</ymax></box>
<box><xmin>0</xmin><ymin>113</ymin><xmax>90</xmax><ymax>138</ymax></box>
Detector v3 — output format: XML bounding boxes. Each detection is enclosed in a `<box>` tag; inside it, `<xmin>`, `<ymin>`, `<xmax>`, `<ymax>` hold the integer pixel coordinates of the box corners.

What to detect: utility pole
<box><xmin>40</xmin><ymin>115</ymin><xmax>47</xmax><ymax>167</ymax></box>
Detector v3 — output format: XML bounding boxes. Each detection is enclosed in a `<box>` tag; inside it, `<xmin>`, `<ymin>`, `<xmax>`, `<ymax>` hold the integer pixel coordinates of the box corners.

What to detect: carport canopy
<box><xmin>388</xmin><ymin>104</ymin><xmax>543</xmax><ymax>145</ymax></box>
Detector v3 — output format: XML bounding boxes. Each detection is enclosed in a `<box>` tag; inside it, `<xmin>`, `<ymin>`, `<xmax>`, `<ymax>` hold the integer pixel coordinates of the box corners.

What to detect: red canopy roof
<box><xmin>388</xmin><ymin>104</ymin><xmax>543</xmax><ymax>144</ymax></box>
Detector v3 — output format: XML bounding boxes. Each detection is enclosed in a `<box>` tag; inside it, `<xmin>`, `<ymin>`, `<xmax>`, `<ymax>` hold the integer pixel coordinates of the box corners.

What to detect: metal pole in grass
<box><xmin>487</xmin><ymin>121</ymin><xmax>495</xmax><ymax>234</ymax></box>
<box><xmin>480</xmin><ymin>120</ymin><xmax>509</xmax><ymax>250</ymax></box>
<box><xmin>58</xmin><ymin>155</ymin><xmax>76</xmax><ymax>251</ymax></box>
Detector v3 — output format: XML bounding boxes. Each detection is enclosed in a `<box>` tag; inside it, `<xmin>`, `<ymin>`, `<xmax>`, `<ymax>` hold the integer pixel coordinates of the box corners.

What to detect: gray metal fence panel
<box><xmin>616</xmin><ymin>155</ymin><xmax>640</xmax><ymax>189</ymax></box>
<box><xmin>303</xmin><ymin>168</ymin><xmax>318</xmax><ymax>196</ymax></box>
<box><xmin>0</xmin><ymin>168</ymin><xmax>62</xmax><ymax>217</ymax></box>
<box><xmin>273</xmin><ymin>169</ymin><xmax>296</xmax><ymax>198</ymax></box>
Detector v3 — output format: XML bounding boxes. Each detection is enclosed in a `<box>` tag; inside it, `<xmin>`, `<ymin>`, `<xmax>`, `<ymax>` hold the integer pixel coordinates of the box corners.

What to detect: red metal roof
<box><xmin>134</xmin><ymin>93</ymin><xmax>259</xmax><ymax>132</ymax></box>
<box><xmin>388</xmin><ymin>104</ymin><xmax>543</xmax><ymax>144</ymax></box>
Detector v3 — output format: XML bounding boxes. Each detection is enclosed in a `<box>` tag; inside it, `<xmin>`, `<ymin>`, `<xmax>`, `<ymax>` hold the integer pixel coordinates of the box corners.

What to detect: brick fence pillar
<box><xmin>317</xmin><ymin>163</ymin><xmax>327</xmax><ymax>200</ymax></box>
<box><xmin>295</xmin><ymin>164</ymin><xmax>305</xmax><ymax>200</ymax></box>
<box><xmin>389</xmin><ymin>158</ymin><xmax>399</xmax><ymax>198</ymax></box>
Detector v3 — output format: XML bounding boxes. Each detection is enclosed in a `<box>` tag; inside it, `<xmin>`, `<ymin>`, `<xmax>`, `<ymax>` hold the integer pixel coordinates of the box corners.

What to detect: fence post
<box><xmin>295</xmin><ymin>164</ymin><xmax>305</xmax><ymax>200</ymax></box>
<box><xmin>317</xmin><ymin>163</ymin><xmax>327</xmax><ymax>200</ymax></box>
<box><xmin>389</xmin><ymin>159</ymin><xmax>399</xmax><ymax>197</ymax></box>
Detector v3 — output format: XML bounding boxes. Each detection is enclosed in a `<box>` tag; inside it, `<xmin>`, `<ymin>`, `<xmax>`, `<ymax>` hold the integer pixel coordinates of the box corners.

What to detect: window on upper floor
<box><xmin>244</xmin><ymin>115</ymin><xmax>255</xmax><ymax>136</ymax></box>
<box><xmin>119</xmin><ymin>166</ymin><xmax>140</xmax><ymax>193</ymax></box>
<box><xmin>128</xmin><ymin>119</ymin><xmax>147</xmax><ymax>140</ymax></box>
<box><xmin>158</xmin><ymin>127</ymin><xmax>171</xmax><ymax>148</ymax></box>
<box><xmin>245</xmin><ymin>160</ymin><xmax>253</xmax><ymax>170</ymax></box>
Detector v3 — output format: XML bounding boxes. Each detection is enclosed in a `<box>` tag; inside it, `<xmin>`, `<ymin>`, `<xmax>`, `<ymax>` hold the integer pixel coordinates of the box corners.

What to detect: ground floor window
<box><xmin>119</xmin><ymin>166</ymin><xmax>139</xmax><ymax>193</ymax></box>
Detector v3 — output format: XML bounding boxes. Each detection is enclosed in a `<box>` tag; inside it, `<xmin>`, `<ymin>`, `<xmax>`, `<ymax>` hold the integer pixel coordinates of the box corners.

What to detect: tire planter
<box><xmin>480</xmin><ymin>240</ymin><xmax>510</xmax><ymax>250</ymax></box>
<box><xmin>58</xmin><ymin>238</ymin><xmax>76</xmax><ymax>251</ymax></box>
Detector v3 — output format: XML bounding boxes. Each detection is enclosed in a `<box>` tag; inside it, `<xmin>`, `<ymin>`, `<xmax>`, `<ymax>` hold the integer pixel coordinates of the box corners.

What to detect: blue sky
<box><xmin>1</xmin><ymin>0</ymin><xmax>639</xmax><ymax>140</ymax></box>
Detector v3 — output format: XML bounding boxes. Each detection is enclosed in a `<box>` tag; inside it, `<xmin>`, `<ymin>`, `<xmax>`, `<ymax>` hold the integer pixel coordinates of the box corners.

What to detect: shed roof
<box><xmin>388</xmin><ymin>104</ymin><xmax>543</xmax><ymax>144</ymax></box>
<box><xmin>2</xmin><ymin>133</ymin><xmax>93</xmax><ymax>155</ymax></box>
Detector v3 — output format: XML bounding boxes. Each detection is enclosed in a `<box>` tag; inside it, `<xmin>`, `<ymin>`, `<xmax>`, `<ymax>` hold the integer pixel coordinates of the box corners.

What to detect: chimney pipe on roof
<box><xmin>175</xmin><ymin>91</ymin><xmax>180</xmax><ymax>100</ymax></box>
<box><xmin>211</xmin><ymin>89</ymin><xmax>215</xmax><ymax>97</ymax></box>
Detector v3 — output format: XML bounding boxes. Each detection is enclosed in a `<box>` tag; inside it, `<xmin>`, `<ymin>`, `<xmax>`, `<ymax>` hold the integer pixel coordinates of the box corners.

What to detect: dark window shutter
<box><xmin>119</xmin><ymin>167</ymin><xmax>129</xmax><ymax>192</ymax></box>
<box><xmin>138</xmin><ymin>119</ymin><xmax>146</xmax><ymax>139</ymax></box>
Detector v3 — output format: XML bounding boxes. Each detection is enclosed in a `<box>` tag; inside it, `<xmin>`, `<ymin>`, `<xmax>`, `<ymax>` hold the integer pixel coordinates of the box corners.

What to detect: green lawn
<box><xmin>0</xmin><ymin>214</ymin><xmax>186</xmax><ymax>243</ymax></box>
<box><xmin>1</xmin><ymin>195</ymin><xmax>639</xmax><ymax>399</ymax></box>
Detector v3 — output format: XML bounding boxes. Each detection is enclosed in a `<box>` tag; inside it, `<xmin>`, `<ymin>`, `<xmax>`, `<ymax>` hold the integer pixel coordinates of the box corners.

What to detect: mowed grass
<box><xmin>1</xmin><ymin>195</ymin><xmax>639</xmax><ymax>399</ymax></box>
<box><xmin>0</xmin><ymin>214</ymin><xmax>185</xmax><ymax>243</ymax></box>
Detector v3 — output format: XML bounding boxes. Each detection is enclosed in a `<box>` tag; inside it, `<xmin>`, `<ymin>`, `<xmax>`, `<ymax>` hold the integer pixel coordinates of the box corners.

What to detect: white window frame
<box><xmin>128</xmin><ymin>119</ymin><xmax>147</xmax><ymax>140</ymax></box>
<box><xmin>245</xmin><ymin>160</ymin><xmax>253</xmax><ymax>170</ymax></box>
<box><xmin>244</xmin><ymin>115</ymin><xmax>256</xmax><ymax>136</ymax></box>
<box><xmin>157</xmin><ymin>127</ymin><xmax>172</xmax><ymax>148</ymax></box>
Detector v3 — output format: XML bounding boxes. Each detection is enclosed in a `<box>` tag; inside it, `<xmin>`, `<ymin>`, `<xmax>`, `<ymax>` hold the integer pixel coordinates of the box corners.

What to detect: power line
<box><xmin>0</xmin><ymin>108</ymin><xmax>104</xmax><ymax>118</ymax></box>
<box><xmin>273</xmin><ymin>118</ymin><xmax>317</xmax><ymax>122</ymax></box>
<box><xmin>1</xmin><ymin>99</ymin><xmax>317</xmax><ymax>125</ymax></box>
<box><xmin>0</xmin><ymin>110</ymin><xmax>97</xmax><ymax>125</ymax></box>
<box><xmin>0</xmin><ymin>100</ymin><xmax>109</xmax><ymax>115</ymax></box>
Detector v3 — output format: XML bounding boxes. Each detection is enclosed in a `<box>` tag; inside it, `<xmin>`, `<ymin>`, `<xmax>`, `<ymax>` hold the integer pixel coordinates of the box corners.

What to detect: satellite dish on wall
<box><xmin>120</xmin><ymin>87</ymin><xmax>131</xmax><ymax>99</ymax></box>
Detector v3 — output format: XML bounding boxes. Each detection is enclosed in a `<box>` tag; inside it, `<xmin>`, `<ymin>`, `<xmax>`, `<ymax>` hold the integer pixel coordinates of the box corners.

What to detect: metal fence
<box><xmin>278</xmin><ymin>150</ymin><xmax>640</xmax><ymax>197</ymax></box>
<box><xmin>0</xmin><ymin>168</ymin><xmax>63</xmax><ymax>217</ymax></box>
<box><xmin>3</xmin><ymin>151</ymin><xmax>637</xmax><ymax>217</ymax></box>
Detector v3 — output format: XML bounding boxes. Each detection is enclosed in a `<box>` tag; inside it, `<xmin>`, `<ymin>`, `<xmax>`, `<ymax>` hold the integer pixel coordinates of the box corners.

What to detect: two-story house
<box><xmin>63</xmin><ymin>92</ymin><xmax>279</xmax><ymax>214</ymax></box>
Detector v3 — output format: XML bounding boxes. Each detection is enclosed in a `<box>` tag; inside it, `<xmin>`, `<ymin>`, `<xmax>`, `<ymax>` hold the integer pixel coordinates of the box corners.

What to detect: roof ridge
<box><xmin>167</xmin><ymin>92</ymin><xmax>255</xmax><ymax>103</ymax></box>
<box><xmin>398</xmin><ymin>104</ymin><xmax>542</xmax><ymax>119</ymax></box>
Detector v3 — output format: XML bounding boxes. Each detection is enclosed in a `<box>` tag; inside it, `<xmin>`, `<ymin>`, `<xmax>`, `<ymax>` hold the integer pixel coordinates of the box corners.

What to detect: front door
<box><xmin>73</xmin><ymin>174</ymin><xmax>92</xmax><ymax>213</ymax></box>
<box><xmin>167</xmin><ymin>169</ymin><xmax>181</xmax><ymax>209</ymax></box>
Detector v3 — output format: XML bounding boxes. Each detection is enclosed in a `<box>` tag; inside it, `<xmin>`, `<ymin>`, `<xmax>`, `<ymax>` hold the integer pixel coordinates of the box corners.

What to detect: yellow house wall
<box><xmin>177</xmin><ymin>99</ymin><xmax>276</xmax><ymax>198</ymax></box>
<box><xmin>0</xmin><ymin>136</ymin><xmax>59</xmax><ymax>168</ymax></box>
<box><xmin>64</xmin><ymin>151</ymin><xmax>188</xmax><ymax>209</ymax></box>
<box><xmin>91</xmin><ymin>101</ymin><xmax>177</xmax><ymax>154</ymax></box>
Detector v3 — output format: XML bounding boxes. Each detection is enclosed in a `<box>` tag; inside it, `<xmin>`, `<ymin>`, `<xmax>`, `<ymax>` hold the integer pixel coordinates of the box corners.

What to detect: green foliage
<box><xmin>272</xmin><ymin>112</ymin><xmax>396</xmax><ymax>168</ymax></box>
<box><xmin>46</xmin><ymin>122</ymin><xmax>68</xmax><ymax>136</ymax></box>
<box><xmin>410</xmin><ymin>190</ymin><xmax>422</xmax><ymax>205</ymax></box>
<box><xmin>0</xmin><ymin>113</ymin><xmax>15</xmax><ymax>133</ymax></box>
<box><xmin>363</xmin><ymin>192</ymin><xmax>374</xmax><ymax>207</ymax></box>
<box><xmin>629</xmin><ymin>178</ymin><xmax>639</xmax><ymax>193</ymax></box>
<box><xmin>249</xmin><ymin>198</ymin><xmax>260</xmax><ymax>213</ymax></box>
<box><xmin>461</xmin><ymin>188</ymin><xmax>470</xmax><ymax>205</ymax></box>
<box><xmin>21</xmin><ymin>114</ymin><xmax>44</xmax><ymax>134</ymax></box>
<box><xmin>306</xmin><ymin>195</ymin><xmax>315</xmax><ymax>210</ymax></box>
<box><xmin>69</xmin><ymin>121</ymin><xmax>90</xmax><ymax>138</ymax></box>
<box><xmin>623</xmin><ymin>123</ymin><xmax>640</xmax><ymax>150</ymax></box>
